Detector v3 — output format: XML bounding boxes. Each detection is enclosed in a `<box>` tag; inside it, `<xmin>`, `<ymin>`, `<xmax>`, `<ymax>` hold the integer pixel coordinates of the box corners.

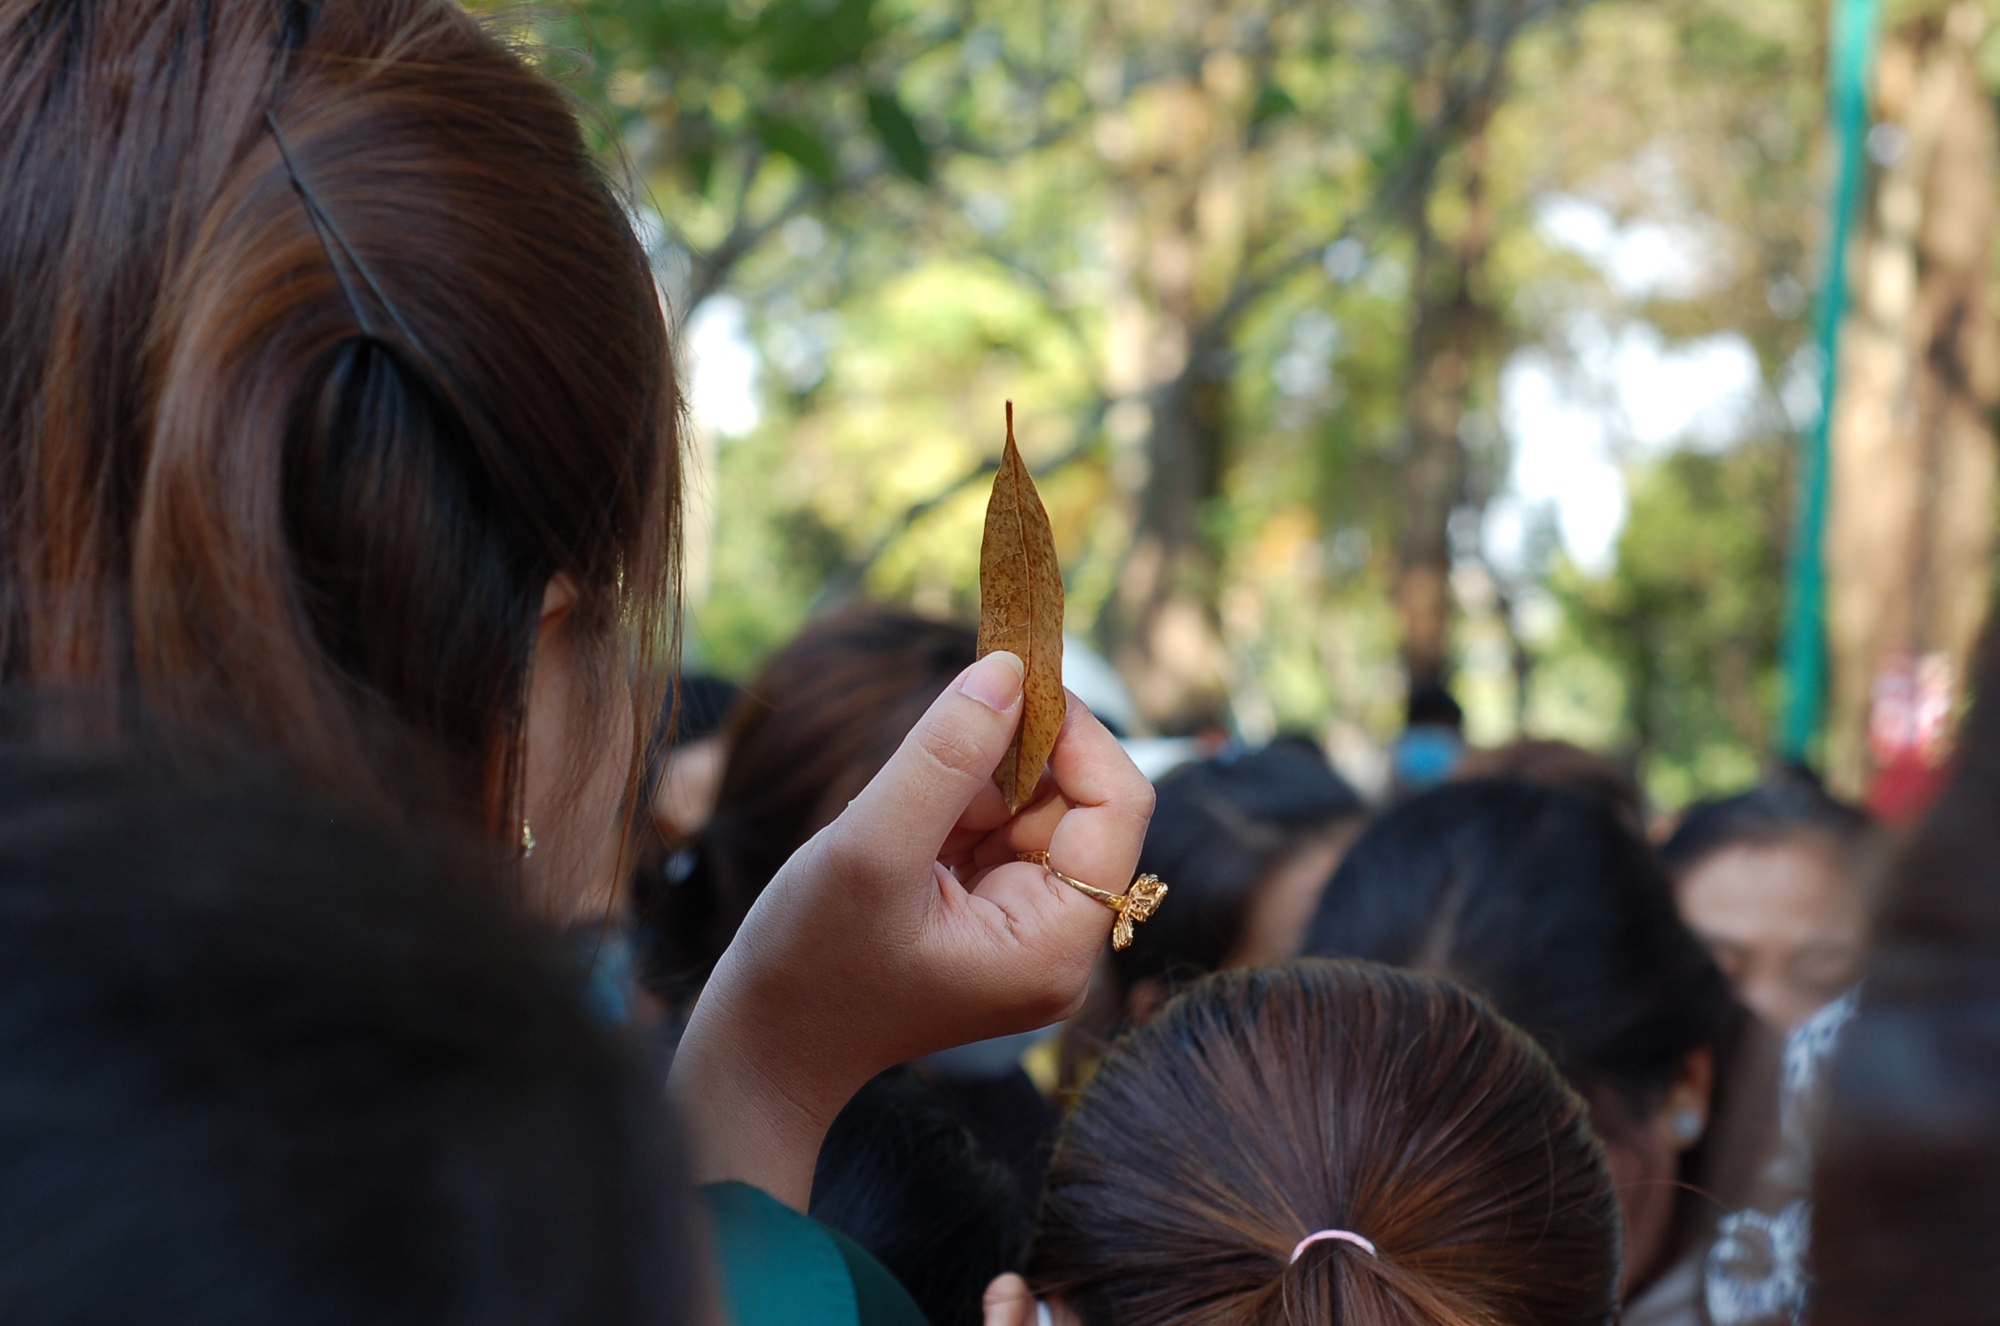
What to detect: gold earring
<box><xmin>520</xmin><ymin>819</ymin><xmax>537</xmax><ymax>859</ymax></box>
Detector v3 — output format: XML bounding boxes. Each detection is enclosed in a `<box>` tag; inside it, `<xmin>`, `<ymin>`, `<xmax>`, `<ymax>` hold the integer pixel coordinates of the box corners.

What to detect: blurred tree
<box><xmin>1472</xmin><ymin>0</ymin><xmax>1832</xmax><ymax>799</ymax></box>
<box><xmin>1823</xmin><ymin>0</ymin><xmax>2000</xmax><ymax>797</ymax></box>
<box><xmin>535</xmin><ymin>0</ymin><xmax>1922</xmax><ymax>804</ymax></box>
<box><xmin>535</xmin><ymin>0</ymin><xmax>975</xmax><ymax>314</ymax></box>
<box><xmin>1555</xmin><ymin>444</ymin><xmax>1790</xmax><ymax>807</ymax></box>
<box><xmin>1032</xmin><ymin>0</ymin><xmax>1583</xmax><ymax>727</ymax></box>
<box><xmin>1388</xmin><ymin>3</ymin><xmax>1518</xmax><ymax>695</ymax></box>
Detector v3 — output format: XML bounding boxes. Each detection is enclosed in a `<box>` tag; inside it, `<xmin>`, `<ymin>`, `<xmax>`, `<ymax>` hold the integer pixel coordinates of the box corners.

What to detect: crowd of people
<box><xmin>0</xmin><ymin>1</ymin><xmax>1993</xmax><ymax>1324</ymax></box>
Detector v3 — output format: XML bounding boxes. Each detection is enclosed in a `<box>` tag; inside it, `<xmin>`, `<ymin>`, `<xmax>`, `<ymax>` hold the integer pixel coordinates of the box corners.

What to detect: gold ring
<box><xmin>1017</xmin><ymin>851</ymin><xmax>1167</xmax><ymax>951</ymax></box>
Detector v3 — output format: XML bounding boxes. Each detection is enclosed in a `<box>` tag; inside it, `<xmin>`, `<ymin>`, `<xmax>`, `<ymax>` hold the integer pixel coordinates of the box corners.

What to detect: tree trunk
<box><xmin>1101</xmin><ymin>365</ymin><xmax>1234</xmax><ymax>729</ymax></box>
<box><xmin>1824</xmin><ymin>3</ymin><xmax>2000</xmax><ymax>796</ymax></box>
<box><xmin>1396</xmin><ymin>110</ymin><xmax>1495</xmax><ymax>694</ymax></box>
<box><xmin>1093</xmin><ymin>77</ymin><xmax>1239</xmax><ymax>731</ymax></box>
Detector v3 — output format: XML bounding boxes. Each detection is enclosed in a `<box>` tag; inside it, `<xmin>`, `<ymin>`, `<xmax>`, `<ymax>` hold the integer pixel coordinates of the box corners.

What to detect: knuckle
<box><xmin>916</xmin><ymin>715</ymin><xmax>989</xmax><ymax>783</ymax></box>
<box><xmin>818</xmin><ymin>818</ymin><xmax>887</xmax><ymax>886</ymax></box>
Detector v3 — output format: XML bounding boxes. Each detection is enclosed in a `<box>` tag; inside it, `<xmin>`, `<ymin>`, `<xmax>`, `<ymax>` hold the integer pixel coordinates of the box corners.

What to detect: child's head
<box><xmin>994</xmin><ymin>961</ymin><xmax>1619</xmax><ymax>1326</ymax></box>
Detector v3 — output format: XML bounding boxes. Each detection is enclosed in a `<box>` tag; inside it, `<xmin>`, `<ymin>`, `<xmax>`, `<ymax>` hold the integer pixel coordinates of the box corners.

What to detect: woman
<box><xmin>984</xmin><ymin>962</ymin><xmax>1621</xmax><ymax>1326</ymax></box>
<box><xmin>1304</xmin><ymin>782</ymin><xmax>1773</xmax><ymax>1326</ymax></box>
<box><xmin>1661</xmin><ymin>777</ymin><xmax>1880</xmax><ymax>1034</ymax></box>
<box><xmin>0</xmin><ymin>0</ymin><xmax>1155</xmax><ymax>1311</ymax></box>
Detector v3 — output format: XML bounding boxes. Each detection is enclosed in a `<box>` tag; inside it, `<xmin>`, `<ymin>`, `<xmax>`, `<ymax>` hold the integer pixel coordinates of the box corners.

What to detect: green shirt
<box><xmin>701</xmin><ymin>1182</ymin><xmax>931</xmax><ymax>1326</ymax></box>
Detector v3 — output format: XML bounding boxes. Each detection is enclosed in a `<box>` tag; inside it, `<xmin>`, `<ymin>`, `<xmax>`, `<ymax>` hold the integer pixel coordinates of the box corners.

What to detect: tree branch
<box><xmin>818</xmin><ymin>394</ymin><xmax>1115</xmax><ymax>603</ymax></box>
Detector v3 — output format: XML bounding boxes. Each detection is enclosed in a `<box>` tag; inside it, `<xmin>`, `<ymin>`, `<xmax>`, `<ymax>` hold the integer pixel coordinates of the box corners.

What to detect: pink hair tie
<box><xmin>1290</xmin><ymin>1229</ymin><xmax>1378</xmax><ymax>1263</ymax></box>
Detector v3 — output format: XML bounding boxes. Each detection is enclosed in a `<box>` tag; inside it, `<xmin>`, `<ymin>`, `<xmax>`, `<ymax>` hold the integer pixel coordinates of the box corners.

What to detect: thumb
<box><xmin>839</xmin><ymin>651</ymin><xmax>1025</xmax><ymax>871</ymax></box>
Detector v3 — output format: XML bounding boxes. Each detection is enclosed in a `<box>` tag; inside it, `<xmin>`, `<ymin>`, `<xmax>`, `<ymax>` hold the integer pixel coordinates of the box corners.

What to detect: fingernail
<box><xmin>959</xmin><ymin>651</ymin><xmax>1025</xmax><ymax>713</ymax></box>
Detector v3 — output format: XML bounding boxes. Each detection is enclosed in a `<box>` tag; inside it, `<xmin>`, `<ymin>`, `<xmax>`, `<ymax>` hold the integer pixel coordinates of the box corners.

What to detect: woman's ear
<box><xmin>1664</xmin><ymin>1044</ymin><xmax>1715</xmax><ymax>1151</ymax></box>
<box><xmin>1124</xmin><ymin>976</ymin><xmax>1167</xmax><ymax>1026</ymax></box>
<box><xmin>540</xmin><ymin>571</ymin><xmax>578</xmax><ymax>631</ymax></box>
<box><xmin>983</xmin><ymin>1273</ymin><xmax>1039</xmax><ymax>1326</ymax></box>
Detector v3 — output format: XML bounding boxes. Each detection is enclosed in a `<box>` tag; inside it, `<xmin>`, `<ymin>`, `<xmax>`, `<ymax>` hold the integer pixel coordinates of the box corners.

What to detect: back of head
<box><xmin>1813</xmin><ymin>627</ymin><xmax>2000</xmax><ymax>1325</ymax></box>
<box><xmin>0</xmin><ymin>0</ymin><xmax>677</xmax><ymax>832</ymax></box>
<box><xmin>1452</xmin><ymin>740</ymin><xmax>1645</xmax><ymax>833</ymax></box>
<box><xmin>1028</xmin><ymin>961</ymin><xmax>1619</xmax><ymax>1326</ymax></box>
<box><xmin>1116</xmin><ymin>741</ymin><xmax>1364</xmax><ymax>992</ymax></box>
<box><xmin>655</xmin><ymin>608</ymin><xmax>976</xmax><ymax>994</ymax></box>
<box><xmin>0</xmin><ymin>747</ymin><xmax>699</xmax><ymax>1325</ymax></box>
<box><xmin>1304</xmin><ymin>779</ymin><xmax>1733</xmax><ymax>1108</ymax></box>
<box><xmin>811</xmin><ymin>1070</ymin><xmax>1031</xmax><ymax>1326</ymax></box>
<box><xmin>1405</xmin><ymin>684</ymin><xmax>1463</xmax><ymax>732</ymax></box>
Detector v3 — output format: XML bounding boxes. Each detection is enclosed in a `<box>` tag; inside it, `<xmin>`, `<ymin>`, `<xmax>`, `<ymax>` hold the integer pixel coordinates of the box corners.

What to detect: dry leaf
<box><xmin>977</xmin><ymin>401</ymin><xmax>1065</xmax><ymax>811</ymax></box>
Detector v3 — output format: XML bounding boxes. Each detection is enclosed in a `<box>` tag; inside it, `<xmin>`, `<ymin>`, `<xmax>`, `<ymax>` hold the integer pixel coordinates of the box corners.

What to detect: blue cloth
<box><xmin>1393</xmin><ymin>727</ymin><xmax>1464</xmax><ymax>790</ymax></box>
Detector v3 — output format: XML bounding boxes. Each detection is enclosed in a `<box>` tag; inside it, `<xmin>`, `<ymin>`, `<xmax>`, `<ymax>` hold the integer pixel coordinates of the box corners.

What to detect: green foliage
<box><xmin>543</xmin><ymin>0</ymin><xmax>1829</xmax><ymax>786</ymax></box>
<box><xmin>1552</xmin><ymin>440</ymin><xmax>1789</xmax><ymax>806</ymax></box>
<box><xmin>864</xmin><ymin>91</ymin><xmax>932</xmax><ymax>181</ymax></box>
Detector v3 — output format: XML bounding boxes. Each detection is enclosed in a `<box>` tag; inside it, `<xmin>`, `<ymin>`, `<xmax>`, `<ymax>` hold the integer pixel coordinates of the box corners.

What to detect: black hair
<box><xmin>1115</xmin><ymin>741</ymin><xmax>1365</xmax><ymax>993</ymax></box>
<box><xmin>1405</xmin><ymin>682</ymin><xmax>1463</xmax><ymax>730</ymax></box>
<box><xmin>1301</xmin><ymin>780</ymin><xmax>1760</xmax><ymax>1278</ymax></box>
<box><xmin>1660</xmin><ymin>768</ymin><xmax>1873</xmax><ymax>879</ymax></box>
<box><xmin>639</xmin><ymin>672</ymin><xmax>741</xmax><ymax>811</ymax></box>
<box><xmin>810</xmin><ymin>1069</ymin><xmax>1030</xmax><ymax>1326</ymax></box>
<box><xmin>668</xmin><ymin>674</ymin><xmax>741</xmax><ymax>748</ymax></box>
<box><xmin>1304</xmin><ymin>780</ymin><xmax>1776</xmax><ymax>1280</ymax></box>
<box><xmin>1304</xmin><ymin>779</ymin><xmax>1735</xmax><ymax>1108</ymax></box>
<box><xmin>1813</xmin><ymin>627</ymin><xmax>2000</xmax><ymax>1324</ymax></box>
<box><xmin>0</xmin><ymin>747</ymin><xmax>700</xmax><ymax>1326</ymax></box>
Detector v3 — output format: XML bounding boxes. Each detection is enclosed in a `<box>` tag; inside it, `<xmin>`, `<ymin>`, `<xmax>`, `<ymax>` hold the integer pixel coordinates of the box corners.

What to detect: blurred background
<box><xmin>521</xmin><ymin>0</ymin><xmax>1999</xmax><ymax>811</ymax></box>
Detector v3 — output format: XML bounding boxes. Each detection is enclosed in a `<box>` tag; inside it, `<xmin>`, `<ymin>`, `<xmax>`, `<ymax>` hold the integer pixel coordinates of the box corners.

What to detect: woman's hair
<box><xmin>644</xmin><ymin>607</ymin><xmax>975</xmax><ymax>999</ymax></box>
<box><xmin>0</xmin><ymin>744</ymin><xmax>701</xmax><ymax>1325</ymax></box>
<box><xmin>811</xmin><ymin>1069</ymin><xmax>1031</xmax><ymax>1326</ymax></box>
<box><xmin>0</xmin><ymin>0</ymin><xmax>678</xmax><ymax>838</ymax></box>
<box><xmin>1113</xmin><ymin>741</ymin><xmax>1363</xmax><ymax>993</ymax></box>
<box><xmin>1812</xmin><ymin>628</ymin><xmax>2000</xmax><ymax>1324</ymax></box>
<box><xmin>1301</xmin><ymin>780</ymin><xmax>1757</xmax><ymax>1258</ymax></box>
<box><xmin>1305</xmin><ymin>780</ymin><xmax>1735</xmax><ymax>1111</ymax></box>
<box><xmin>1452</xmin><ymin>739</ymin><xmax>1645</xmax><ymax>833</ymax></box>
<box><xmin>1659</xmin><ymin>771</ymin><xmax>1873</xmax><ymax>880</ymax></box>
<box><xmin>1028</xmin><ymin>961</ymin><xmax>1620</xmax><ymax>1326</ymax></box>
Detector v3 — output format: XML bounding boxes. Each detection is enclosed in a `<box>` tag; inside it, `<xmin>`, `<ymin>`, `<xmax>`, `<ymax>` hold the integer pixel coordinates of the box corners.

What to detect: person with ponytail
<box><xmin>0</xmin><ymin>0</ymin><xmax>1155</xmax><ymax>1318</ymax></box>
<box><xmin>981</xmin><ymin>961</ymin><xmax>1621</xmax><ymax>1326</ymax></box>
<box><xmin>1303</xmin><ymin>783</ymin><xmax>1773</xmax><ymax>1326</ymax></box>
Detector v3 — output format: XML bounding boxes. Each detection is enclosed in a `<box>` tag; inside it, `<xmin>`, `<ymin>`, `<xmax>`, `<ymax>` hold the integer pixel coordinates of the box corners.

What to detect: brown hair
<box><xmin>1028</xmin><ymin>961</ymin><xmax>1620</xmax><ymax>1326</ymax></box>
<box><xmin>0</xmin><ymin>0</ymin><xmax>678</xmax><ymax>840</ymax></box>
<box><xmin>1452</xmin><ymin>740</ymin><xmax>1645</xmax><ymax>834</ymax></box>
<box><xmin>643</xmin><ymin>607</ymin><xmax>975</xmax><ymax>1000</ymax></box>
